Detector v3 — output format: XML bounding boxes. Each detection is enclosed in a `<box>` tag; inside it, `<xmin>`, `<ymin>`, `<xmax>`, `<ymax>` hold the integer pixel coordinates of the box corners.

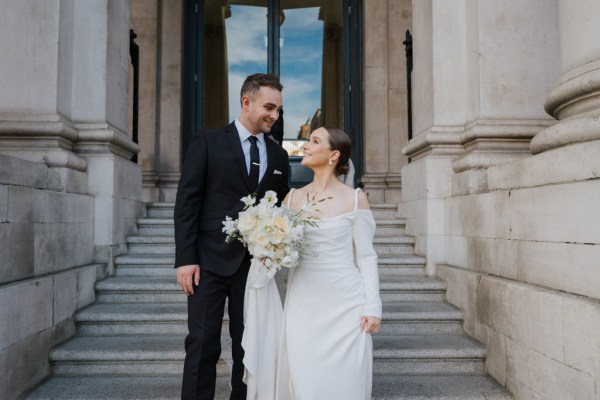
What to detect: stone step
<box><xmin>115</xmin><ymin>265</ymin><xmax>175</xmax><ymax>277</ymax></box>
<box><xmin>127</xmin><ymin>244</ymin><xmax>175</xmax><ymax>255</ymax></box>
<box><xmin>95</xmin><ymin>277</ymin><xmax>184</xmax><ymax>303</ymax></box>
<box><xmin>121</xmin><ymin>238</ymin><xmax>417</xmax><ymax>257</ymax></box>
<box><xmin>26</xmin><ymin>374</ymin><xmax>512</xmax><ymax>400</ymax></box>
<box><xmin>143</xmin><ymin>203</ymin><xmax>400</xmax><ymax>221</ymax></box>
<box><xmin>138</xmin><ymin>226</ymin><xmax>175</xmax><ymax>236</ymax></box>
<box><xmin>380</xmin><ymin>302</ymin><xmax>464</xmax><ymax>335</ymax></box>
<box><xmin>375</xmin><ymin>220</ymin><xmax>406</xmax><ymax>237</ymax></box>
<box><xmin>379</xmin><ymin>276</ymin><xmax>446</xmax><ymax>302</ymax></box>
<box><xmin>125</xmin><ymin>236</ymin><xmax>175</xmax><ymax>255</ymax></box>
<box><xmin>27</xmin><ymin>376</ymin><xmax>231</xmax><ymax>400</ymax></box>
<box><xmin>127</xmin><ymin>235</ymin><xmax>175</xmax><ymax>244</ymax></box>
<box><xmin>137</xmin><ymin>218</ymin><xmax>174</xmax><ymax>236</ymax></box>
<box><xmin>74</xmin><ymin>303</ymin><xmax>203</xmax><ymax>336</ymax></box>
<box><xmin>372</xmin><ymin>374</ymin><xmax>513</xmax><ymax>399</ymax></box>
<box><xmin>49</xmin><ymin>334</ymin><xmax>484</xmax><ymax>377</ymax></box>
<box><xmin>374</xmin><ymin>236</ymin><xmax>415</xmax><ymax>256</ymax></box>
<box><xmin>48</xmin><ymin>335</ymin><xmax>228</xmax><ymax>377</ymax></box>
<box><xmin>115</xmin><ymin>254</ymin><xmax>175</xmax><ymax>265</ymax></box>
<box><xmin>373</xmin><ymin>334</ymin><xmax>486</xmax><ymax>375</ymax></box>
<box><xmin>146</xmin><ymin>202</ymin><xmax>175</xmax><ymax>219</ymax></box>
<box><xmin>377</xmin><ymin>254</ymin><xmax>425</xmax><ymax>276</ymax></box>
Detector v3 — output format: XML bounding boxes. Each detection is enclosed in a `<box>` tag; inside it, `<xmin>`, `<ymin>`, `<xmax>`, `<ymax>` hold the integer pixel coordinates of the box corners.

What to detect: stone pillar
<box><xmin>401</xmin><ymin>0</ymin><xmax>465</xmax><ymax>274</ymax></box>
<box><xmin>131</xmin><ymin>0</ymin><xmax>160</xmax><ymax>203</ymax></box>
<box><xmin>70</xmin><ymin>0</ymin><xmax>142</xmax><ymax>270</ymax></box>
<box><xmin>361</xmin><ymin>0</ymin><xmax>411</xmax><ymax>204</ymax></box>
<box><xmin>0</xmin><ymin>0</ymin><xmax>87</xmax><ymax>192</ymax></box>
<box><xmin>530</xmin><ymin>0</ymin><xmax>600</xmax><ymax>154</ymax></box>
<box><xmin>450</xmin><ymin>0</ymin><xmax>559</xmax><ymax>195</ymax></box>
<box><xmin>156</xmin><ymin>0</ymin><xmax>182</xmax><ymax>202</ymax></box>
<box><xmin>402</xmin><ymin>0</ymin><xmax>560</xmax><ymax>273</ymax></box>
<box><xmin>0</xmin><ymin>1</ymin><xmax>128</xmax><ymax>397</ymax></box>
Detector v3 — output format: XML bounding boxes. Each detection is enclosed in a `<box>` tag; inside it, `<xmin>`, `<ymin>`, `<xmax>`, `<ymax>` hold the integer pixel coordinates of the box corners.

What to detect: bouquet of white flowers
<box><xmin>222</xmin><ymin>190</ymin><xmax>322</xmax><ymax>272</ymax></box>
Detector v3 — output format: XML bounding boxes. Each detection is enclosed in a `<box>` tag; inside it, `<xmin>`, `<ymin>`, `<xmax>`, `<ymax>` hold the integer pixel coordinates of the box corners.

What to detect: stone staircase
<box><xmin>27</xmin><ymin>203</ymin><xmax>512</xmax><ymax>399</ymax></box>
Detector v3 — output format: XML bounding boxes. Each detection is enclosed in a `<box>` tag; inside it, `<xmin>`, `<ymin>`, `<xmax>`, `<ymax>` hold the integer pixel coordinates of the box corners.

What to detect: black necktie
<box><xmin>248</xmin><ymin>136</ymin><xmax>260</xmax><ymax>191</ymax></box>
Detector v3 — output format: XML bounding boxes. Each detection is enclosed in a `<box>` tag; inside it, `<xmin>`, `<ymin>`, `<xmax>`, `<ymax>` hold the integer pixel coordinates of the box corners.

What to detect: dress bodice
<box><xmin>300</xmin><ymin>211</ymin><xmax>360</xmax><ymax>265</ymax></box>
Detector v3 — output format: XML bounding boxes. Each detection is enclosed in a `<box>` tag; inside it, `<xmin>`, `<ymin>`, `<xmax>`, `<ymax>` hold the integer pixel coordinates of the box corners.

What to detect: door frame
<box><xmin>181</xmin><ymin>0</ymin><xmax>363</xmax><ymax>182</ymax></box>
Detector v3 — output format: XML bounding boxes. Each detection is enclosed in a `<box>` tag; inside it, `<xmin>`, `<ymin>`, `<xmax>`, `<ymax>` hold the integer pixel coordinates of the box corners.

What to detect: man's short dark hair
<box><xmin>240</xmin><ymin>73</ymin><xmax>283</xmax><ymax>104</ymax></box>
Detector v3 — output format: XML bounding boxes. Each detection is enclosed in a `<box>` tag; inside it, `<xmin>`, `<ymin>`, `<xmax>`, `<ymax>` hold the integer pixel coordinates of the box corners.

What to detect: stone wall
<box><xmin>438</xmin><ymin>162</ymin><xmax>600</xmax><ymax>398</ymax></box>
<box><xmin>0</xmin><ymin>1</ymin><xmax>140</xmax><ymax>398</ymax></box>
<box><xmin>402</xmin><ymin>0</ymin><xmax>600</xmax><ymax>398</ymax></box>
<box><xmin>0</xmin><ymin>155</ymin><xmax>104</xmax><ymax>399</ymax></box>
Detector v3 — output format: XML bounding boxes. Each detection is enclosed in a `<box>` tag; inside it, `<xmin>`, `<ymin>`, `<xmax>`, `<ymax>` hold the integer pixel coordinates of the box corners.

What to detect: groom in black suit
<box><xmin>174</xmin><ymin>73</ymin><xmax>289</xmax><ymax>399</ymax></box>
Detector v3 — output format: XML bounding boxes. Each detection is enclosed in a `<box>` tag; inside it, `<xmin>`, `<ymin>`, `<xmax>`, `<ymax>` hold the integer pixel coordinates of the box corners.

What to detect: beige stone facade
<box><xmin>403</xmin><ymin>0</ymin><xmax>600</xmax><ymax>399</ymax></box>
<box><xmin>1</xmin><ymin>0</ymin><xmax>599</xmax><ymax>399</ymax></box>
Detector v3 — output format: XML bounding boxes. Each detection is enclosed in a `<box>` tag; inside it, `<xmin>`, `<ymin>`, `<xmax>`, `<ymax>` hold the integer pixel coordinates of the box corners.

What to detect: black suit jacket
<box><xmin>174</xmin><ymin>122</ymin><xmax>290</xmax><ymax>276</ymax></box>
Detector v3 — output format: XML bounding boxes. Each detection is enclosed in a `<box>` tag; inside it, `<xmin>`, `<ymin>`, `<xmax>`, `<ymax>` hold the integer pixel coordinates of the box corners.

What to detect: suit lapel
<box><xmin>223</xmin><ymin>123</ymin><xmax>252</xmax><ymax>192</ymax></box>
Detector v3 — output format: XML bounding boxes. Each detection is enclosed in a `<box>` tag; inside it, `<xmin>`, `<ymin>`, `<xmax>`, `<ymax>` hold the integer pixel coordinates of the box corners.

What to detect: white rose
<box><xmin>238</xmin><ymin>211</ymin><xmax>258</xmax><ymax>234</ymax></box>
<box><xmin>272</xmin><ymin>215</ymin><xmax>291</xmax><ymax>235</ymax></box>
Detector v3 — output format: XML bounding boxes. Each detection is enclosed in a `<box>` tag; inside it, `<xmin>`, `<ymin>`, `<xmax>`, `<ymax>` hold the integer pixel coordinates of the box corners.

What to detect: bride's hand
<box><xmin>360</xmin><ymin>316</ymin><xmax>381</xmax><ymax>334</ymax></box>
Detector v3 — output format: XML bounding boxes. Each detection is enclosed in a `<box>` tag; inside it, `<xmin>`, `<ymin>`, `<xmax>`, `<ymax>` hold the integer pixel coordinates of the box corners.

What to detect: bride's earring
<box><xmin>329</xmin><ymin>160</ymin><xmax>333</xmax><ymax>165</ymax></box>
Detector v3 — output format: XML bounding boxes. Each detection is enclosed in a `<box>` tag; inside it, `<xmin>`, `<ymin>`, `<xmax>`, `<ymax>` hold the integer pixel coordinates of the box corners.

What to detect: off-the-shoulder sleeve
<box><xmin>353</xmin><ymin>210</ymin><xmax>382</xmax><ymax>319</ymax></box>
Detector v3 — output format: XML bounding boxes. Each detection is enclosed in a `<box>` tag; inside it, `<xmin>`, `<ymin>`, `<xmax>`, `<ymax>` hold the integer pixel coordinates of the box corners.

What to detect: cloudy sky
<box><xmin>226</xmin><ymin>6</ymin><xmax>323</xmax><ymax>139</ymax></box>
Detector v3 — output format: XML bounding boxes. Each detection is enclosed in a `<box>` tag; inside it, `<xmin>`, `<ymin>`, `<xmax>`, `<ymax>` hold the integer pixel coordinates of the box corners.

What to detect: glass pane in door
<box><xmin>203</xmin><ymin>1</ymin><xmax>268</xmax><ymax>129</ymax></box>
<box><xmin>280</xmin><ymin>0</ymin><xmax>343</xmax><ymax>143</ymax></box>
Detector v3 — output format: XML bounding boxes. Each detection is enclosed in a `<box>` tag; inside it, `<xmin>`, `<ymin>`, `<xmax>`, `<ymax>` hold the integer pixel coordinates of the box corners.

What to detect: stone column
<box><xmin>156</xmin><ymin>0</ymin><xmax>182</xmax><ymax>202</ymax></box>
<box><xmin>361</xmin><ymin>0</ymin><xmax>411</xmax><ymax>204</ymax></box>
<box><xmin>131</xmin><ymin>0</ymin><xmax>160</xmax><ymax>203</ymax></box>
<box><xmin>0</xmin><ymin>0</ymin><xmax>87</xmax><ymax>192</ymax></box>
<box><xmin>450</xmin><ymin>0</ymin><xmax>559</xmax><ymax>195</ymax></box>
<box><xmin>402</xmin><ymin>0</ymin><xmax>560</xmax><ymax>274</ymax></box>
<box><xmin>530</xmin><ymin>0</ymin><xmax>600</xmax><ymax>154</ymax></box>
<box><xmin>401</xmin><ymin>0</ymin><xmax>465</xmax><ymax>274</ymax></box>
<box><xmin>70</xmin><ymin>0</ymin><xmax>142</xmax><ymax>270</ymax></box>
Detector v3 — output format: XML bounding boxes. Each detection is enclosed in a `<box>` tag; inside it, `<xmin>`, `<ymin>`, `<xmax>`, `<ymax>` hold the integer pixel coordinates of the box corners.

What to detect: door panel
<box><xmin>182</xmin><ymin>0</ymin><xmax>361</xmax><ymax>185</ymax></box>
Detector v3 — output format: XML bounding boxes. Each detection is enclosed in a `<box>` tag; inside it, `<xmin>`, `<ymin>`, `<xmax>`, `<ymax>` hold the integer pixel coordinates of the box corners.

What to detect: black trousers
<box><xmin>181</xmin><ymin>257</ymin><xmax>250</xmax><ymax>400</ymax></box>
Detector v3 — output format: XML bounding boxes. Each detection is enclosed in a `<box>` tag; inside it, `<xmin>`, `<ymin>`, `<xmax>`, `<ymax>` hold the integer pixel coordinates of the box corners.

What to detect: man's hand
<box><xmin>176</xmin><ymin>264</ymin><xmax>201</xmax><ymax>295</ymax></box>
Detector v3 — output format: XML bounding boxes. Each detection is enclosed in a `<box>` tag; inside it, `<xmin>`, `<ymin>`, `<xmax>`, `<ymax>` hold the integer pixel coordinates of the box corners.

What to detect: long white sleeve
<box><xmin>353</xmin><ymin>210</ymin><xmax>382</xmax><ymax>319</ymax></box>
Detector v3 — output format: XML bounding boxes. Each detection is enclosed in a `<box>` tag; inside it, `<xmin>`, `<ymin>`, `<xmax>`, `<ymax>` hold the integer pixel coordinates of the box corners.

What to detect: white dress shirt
<box><xmin>235</xmin><ymin>119</ymin><xmax>267</xmax><ymax>182</ymax></box>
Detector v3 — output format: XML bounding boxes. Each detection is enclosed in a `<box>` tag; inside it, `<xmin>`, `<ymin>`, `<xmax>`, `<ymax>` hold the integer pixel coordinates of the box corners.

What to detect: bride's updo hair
<box><xmin>324</xmin><ymin>127</ymin><xmax>352</xmax><ymax>177</ymax></box>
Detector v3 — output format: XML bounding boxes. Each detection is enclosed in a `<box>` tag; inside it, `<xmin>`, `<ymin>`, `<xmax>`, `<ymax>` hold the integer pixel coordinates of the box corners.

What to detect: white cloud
<box><xmin>281</xmin><ymin>8</ymin><xmax>322</xmax><ymax>30</ymax></box>
<box><xmin>226</xmin><ymin>6</ymin><xmax>268</xmax><ymax>66</ymax></box>
<box><xmin>280</xmin><ymin>76</ymin><xmax>321</xmax><ymax>138</ymax></box>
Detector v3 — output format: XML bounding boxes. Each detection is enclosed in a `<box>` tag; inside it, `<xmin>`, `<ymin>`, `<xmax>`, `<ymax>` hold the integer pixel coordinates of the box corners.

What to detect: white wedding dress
<box><xmin>275</xmin><ymin>188</ymin><xmax>382</xmax><ymax>400</ymax></box>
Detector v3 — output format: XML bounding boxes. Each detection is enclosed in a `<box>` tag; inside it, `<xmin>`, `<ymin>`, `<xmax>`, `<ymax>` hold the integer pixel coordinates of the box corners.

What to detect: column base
<box><xmin>531</xmin><ymin>60</ymin><xmax>600</xmax><ymax>154</ymax></box>
<box><xmin>142</xmin><ymin>170</ymin><xmax>160</xmax><ymax>203</ymax></box>
<box><xmin>451</xmin><ymin>119</ymin><xmax>553</xmax><ymax>174</ymax></box>
<box><xmin>360</xmin><ymin>173</ymin><xmax>403</xmax><ymax>204</ymax></box>
<box><xmin>157</xmin><ymin>172</ymin><xmax>180</xmax><ymax>203</ymax></box>
<box><xmin>0</xmin><ymin>114</ymin><xmax>88</xmax><ymax>193</ymax></box>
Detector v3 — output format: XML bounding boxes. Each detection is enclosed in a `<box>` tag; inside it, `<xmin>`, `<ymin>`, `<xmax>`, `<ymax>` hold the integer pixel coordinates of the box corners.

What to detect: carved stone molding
<box><xmin>402</xmin><ymin>128</ymin><xmax>463</xmax><ymax>161</ymax></box>
<box><xmin>74</xmin><ymin>122</ymin><xmax>139</xmax><ymax>159</ymax></box>
<box><xmin>0</xmin><ymin>113</ymin><xmax>87</xmax><ymax>171</ymax></box>
<box><xmin>452</xmin><ymin>119</ymin><xmax>553</xmax><ymax>173</ymax></box>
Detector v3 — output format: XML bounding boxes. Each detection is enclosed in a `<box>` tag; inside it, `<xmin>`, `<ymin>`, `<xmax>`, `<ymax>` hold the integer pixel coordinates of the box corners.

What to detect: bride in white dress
<box><xmin>275</xmin><ymin>127</ymin><xmax>382</xmax><ymax>399</ymax></box>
